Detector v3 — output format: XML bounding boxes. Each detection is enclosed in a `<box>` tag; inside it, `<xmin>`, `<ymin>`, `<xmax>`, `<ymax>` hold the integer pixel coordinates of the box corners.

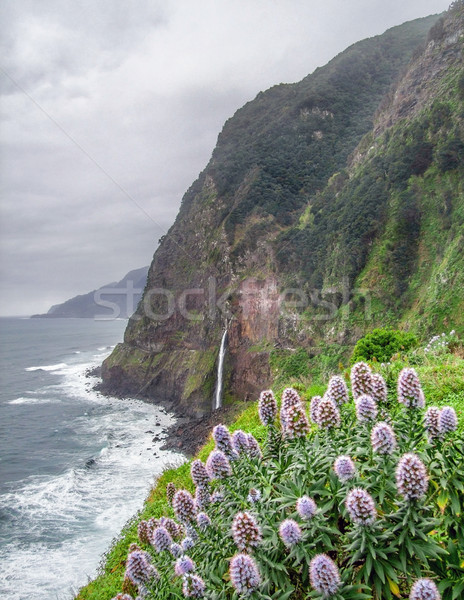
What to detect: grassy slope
<box><xmin>76</xmin><ymin>343</ymin><xmax>464</xmax><ymax>600</ymax></box>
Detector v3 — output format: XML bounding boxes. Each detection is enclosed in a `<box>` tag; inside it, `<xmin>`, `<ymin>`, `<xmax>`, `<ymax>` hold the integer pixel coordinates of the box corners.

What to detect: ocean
<box><xmin>0</xmin><ymin>317</ymin><xmax>183</xmax><ymax>600</ymax></box>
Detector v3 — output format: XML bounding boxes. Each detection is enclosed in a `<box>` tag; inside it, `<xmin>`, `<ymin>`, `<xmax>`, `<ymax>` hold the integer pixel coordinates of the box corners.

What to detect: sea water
<box><xmin>0</xmin><ymin>317</ymin><xmax>183</xmax><ymax>600</ymax></box>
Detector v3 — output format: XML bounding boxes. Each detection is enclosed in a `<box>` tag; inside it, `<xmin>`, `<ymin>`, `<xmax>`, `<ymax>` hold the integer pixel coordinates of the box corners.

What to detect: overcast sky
<box><xmin>0</xmin><ymin>0</ymin><xmax>451</xmax><ymax>316</ymax></box>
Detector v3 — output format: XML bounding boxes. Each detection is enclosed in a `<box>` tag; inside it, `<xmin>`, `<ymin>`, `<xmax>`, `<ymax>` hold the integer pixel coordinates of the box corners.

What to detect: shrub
<box><xmin>351</xmin><ymin>327</ymin><xmax>418</xmax><ymax>363</ymax></box>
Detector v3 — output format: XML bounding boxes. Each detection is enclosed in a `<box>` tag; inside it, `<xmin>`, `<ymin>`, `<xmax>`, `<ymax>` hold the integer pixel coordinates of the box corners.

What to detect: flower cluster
<box><xmin>279</xmin><ymin>518</ymin><xmax>302</xmax><ymax>546</ymax></box>
<box><xmin>151</xmin><ymin>526</ymin><xmax>172</xmax><ymax>552</ymax></box>
<box><xmin>232</xmin><ymin>511</ymin><xmax>262</xmax><ymax>551</ymax></box>
<box><xmin>424</xmin><ymin>407</ymin><xmax>441</xmax><ymax>440</ymax></box>
<box><xmin>175</xmin><ymin>555</ymin><xmax>195</xmax><ymax>576</ymax></box>
<box><xmin>371</xmin><ymin>421</ymin><xmax>397</xmax><ymax>454</ymax></box>
<box><xmin>409</xmin><ymin>578</ymin><xmax>441</xmax><ymax>600</ymax></box>
<box><xmin>125</xmin><ymin>550</ymin><xmax>155</xmax><ymax>586</ymax></box>
<box><xmin>371</xmin><ymin>373</ymin><xmax>388</xmax><ymax>404</ymax></box>
<box><xmin>316</xmin><ymin>395</ymin><xmax>341</xmax><ymax>429</ymax></box>
<box><xmin>196</xmin><ymin>512</ymin><xmax>211</xmax><ymax>530</ymax></box>
<box><xmin>166</xmin><ymin>482</ymin><xmax>176</xmax><ymax>504</ymax></box>
<box><xmin>284</xmin><ymin>403</ymin><xmax>310</xmax><ymax>439</ymax></box>
<box><xmin>213</xmin><ymin>424</ymin><xmax>237</xmax><ymax>459</ymax></box>
<box><xmin>309</xmin><ymin>554</ymin><xmax>341</xmax><ymax>597</ymax></box>
<box><xmin>326</xmin><ymin>375</ymin><xmax>349</xmax><ymax>405</ymax></box>
<box><xmin>345</xmin><ymin>488</ymin><xmax>377</xmax><ymax>525</ymax></box>
<box><xmin>247</xmin><ymin>488</ymin><xmax>261</xmax><ymax>503</ymax></box>
<box><xmin>355</xmin><ymin>394</ymin><xmax>378</xmax><ymax>423</ymax></box>
<box><xmin>334</xmin><ymin>455</ymin><xmax>356</xmax><ymax>482</ymax></box>
<box><xmin>350</xmin><ymin>361</ymin><xmax>373</xmax><ymax>399</ymax></box>
<box><xmin>397</xmin><ymin>368</ymin><xmax>425</xmax><ymax>408</ymax></box>
<box><xmin>232</xmin><ymin>429</ymin><xmax>249</xmax><ymax>455</ymax></box>
<box><xmin>195</xmin><ymin>485</ymin><xmax>211</xmax><ymax>510</ymax></box>
<box><xmin>258</xmin><ymin>389</ymin><xmax>277</xmax><ymax>425</ymax></box>
<box><xmin>246</xmin><ymin>434</ymin><xmax>262</xmax><ymax>459</ymax></box>
<box><xmin>438</xmin><ymin>406</ymin><xmax>457</xmax><ymax>436</ymax></box>
<box><xmin>280</xmin><ymin>387</ymin><xmax>302</xmax><ymax>428</ymax></box>
<box><xmin>206</xmin><ymin>449</ymin><xmax>231</xmax><ymax>479</ymax></box>
<box><xmin>170</xmin><ymin>542</ymin><xmax>182</xmax><ymax>558</ymax></box>
<box><xmin>296</xmin><ymin>495</ymin><xmax>317</xmax><ymax>520</ymax></box>
<box><xmin>137</xmin><ymin>520</ymin><xmax>150</xmax><ymax>545</ymax></box>
<box><xmin>396</xmin><ymin>453</ymin><xmax>428</xmax><ymax>501</ymax></box>
<box><xmin>309</xmin><ymin>395</ymin><xmax>322</xmax><ymax>423</ymax></box>
<box><xmin>182</xmin><ymin>574</ymin><xmax>206</xmax><ymax>598</ymax></box>
<box><xmin>173</xmin><ymin>489</ymin><xmax>197</xmax><ymax>523</ymax></box>
<box><xmin>424</xmin><ymin>331</ymin><xmax>455</xmax><ymax>355</ymax></box>
<box><xmin>190</xmin><ymin>460</ymin><xmax>210</xmax><ymax>489</ymax></box>
<box><xmin>229</xmin><ymin>553</ymin><xmax>261</xmax><ymax>596</ymax></box>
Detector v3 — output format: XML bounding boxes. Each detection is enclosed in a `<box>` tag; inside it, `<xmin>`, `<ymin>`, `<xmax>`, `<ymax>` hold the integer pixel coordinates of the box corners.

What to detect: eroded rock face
<box><xmin>101</xmin><ymin>11</ymin><xmax>464</xmax><ymax>415</ymax></box>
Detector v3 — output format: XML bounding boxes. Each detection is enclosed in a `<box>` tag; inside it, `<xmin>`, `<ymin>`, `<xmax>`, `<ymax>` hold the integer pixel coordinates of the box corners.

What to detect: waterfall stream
<box><xmin>214</xmin><ymin>330</ymin><xmax>227</xmax><ymax>410</ymax></box>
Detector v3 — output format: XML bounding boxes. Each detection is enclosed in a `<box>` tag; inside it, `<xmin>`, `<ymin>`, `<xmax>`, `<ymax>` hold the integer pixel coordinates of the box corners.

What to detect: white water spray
<box><xmin>214</xmin><ymin>330</ymin><xmax>227</xmax><ymax>410</ymax></box>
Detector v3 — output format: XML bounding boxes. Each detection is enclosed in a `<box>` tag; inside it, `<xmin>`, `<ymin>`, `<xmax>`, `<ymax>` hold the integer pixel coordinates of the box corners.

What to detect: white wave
<box><xmin>25</xmin><ymin>363</ymin><xmax>68</xmax><ymax>372</ymax></box>
<box><xmin>8</xmin><ymin>396</ymin><xmax>61</xmax><ymax>405</ymax></box>
<box><xmin>1</xmin><ymin>347</ymin><xmax>185</xmax><ymax>600</ymax></box>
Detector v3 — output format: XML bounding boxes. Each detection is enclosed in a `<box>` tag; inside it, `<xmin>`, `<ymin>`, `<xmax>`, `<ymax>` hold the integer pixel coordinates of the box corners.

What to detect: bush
<box><xmin>351</xmin><ymin>328</ymin><xmax>418</xmax><ymax>363</ymax></box>
<box><xmin>107</xmin><ymin>365</ymin><xmax>463</xmax><ymax>600</ymax></box>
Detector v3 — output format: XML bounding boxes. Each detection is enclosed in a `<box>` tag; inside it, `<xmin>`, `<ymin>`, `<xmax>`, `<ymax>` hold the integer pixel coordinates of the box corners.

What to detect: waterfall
<box><xmin>214</xmin><ymin>330</ymin><xmax>227</xmax><ymax>410</ymax></box>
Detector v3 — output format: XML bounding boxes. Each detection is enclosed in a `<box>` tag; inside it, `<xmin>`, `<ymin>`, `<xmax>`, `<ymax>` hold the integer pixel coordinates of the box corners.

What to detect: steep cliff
<box><xmin>102</xmin><ymin>7</ymin><xmax>464</xmax><ymax>414</ymax></box>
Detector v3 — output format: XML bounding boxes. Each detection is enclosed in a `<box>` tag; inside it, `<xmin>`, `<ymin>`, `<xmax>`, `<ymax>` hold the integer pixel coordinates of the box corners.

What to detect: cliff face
<box><xmin>102</xmin><ymin>7</ymin><xmax>464</xmax><ymax>415</ymax></box>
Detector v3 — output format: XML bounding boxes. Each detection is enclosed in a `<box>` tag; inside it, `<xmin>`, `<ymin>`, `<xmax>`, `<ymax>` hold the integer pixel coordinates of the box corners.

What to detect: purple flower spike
<box><xmin>296</xmin><ymin>495</ymin><xmax>317</xmax><ymax>520</ymax></box>
<box><xmin>229</xmin><ymin>553</ymin><xmax>261</xmax><ymax>596</ymax></box>
<box><xmin>175</xmin><ymin>555</ymin><xmax>196</xmax><ymax>576</ymax></box>
<box><xmin>170</xmin><ymin>542</ymin><xmax>182</xmax><ymax>557</ymax></box>
<box><xmin>173</xmin><ymin>489</ymin><xmax>197</xmax><ymax>523</ymax></box>
<box><xmin>158</xmin><ymin>516</ymin><xmax>181</xmax><ymax>539</ymax></box>
<box><xmin>371</xmin><ymin>421</ymin><xmax>396</xmax><ymax>455</ymax></box>
<box><xmin>182</xmin><ymin>536</ymin><xmax>195</xmax><ymax>551</ymax></box>
<box><xmin>309</xmin><ymin>553</ymin><xmax>341</xmax><ymax>597</ymax></box>
<box><xmin>396</xmin><ymin>453</ymin><xmax>428</xmax><ymax>501</ymax></box>
<box><xmin>371</xmin><ymin>373</ymin><xmax>388</xmax><ymax>404</ymax></box>
<box><xmin>345</xmin><ymin>488</ymin><xmax>377</xmax><ymax>525</ymax></box>
<box><xmin>196</xmin><ymin>512</ymin><xmax>211</xmax><ymax>530</ymax></box>
<box><xmin>246</xmin><ymin>434</ymin><xmax>262</xmax><ymax>459</ymax></box>
<box><xmin>258</xmin><ymin>390</ymin><xmax>277</xmax><ymax>425</ymax></box>
<box><xmin>350</xmin><ymin>362</ymin><xmax>374</xmax><ymax>399</ymax></box>
<box><xmin>327</xmin><ymin>375</ymin><xmax>349</xmax><ymax>405</ymax></box>
<box><xmin>194</xmin><ymin>485</ymin><xmax>211</xmax><ymax>511</ymax></box>
<box><xmin>182</xmin><ymin>574</ymin><xmax>206</xmax><ymax>598</ymax></box>
<box><xmin>232</xmin><ymin>430</ymin><xmax>249</xmax><ymax>455</ymax></box>
<box><xmin>317</xmin><ymin>395</ymin><xmax>341</xmax><ymax>429</ymax></box>
<box><xmin>137</xmin><ymin>520</ymin><xmax>150</xmax><ymax>545</ymax></box>
<box><xmin>279</xmin><ymin>518</ymin><xmax>302</xmax><ymax>546</ymax></box>
<box><xmin>206</xmin><ymin>449</ymin><xmax>232</xmax><ymax>479</ymax></box>
<box><xmin>397</xmin><ymin>368</ymin><xmax>425</xmax><ymax>408</ymax></box>
<box><xmin>334</xmin><ymin>455</ymin><xmax>356</xmax><ymax>482</ymax></box>
<box><xmin>438</xmin><ymin>406</ymin><xmax>457</xmax><ymax>436</ymax></box>
<box><xmin>310</xmin><ymin>395</ymin><xmax>322</xmax><ymax>424</ymax></box>
<box><xmin>232</xmin><ymin>511</ymin><xmax>262</xmax><ymax>551</ymax></box>
<box><xmin>151</xmin><ymin>526</ymin><xmax>172</xmax><ymax>552</ymax></box>
<box><xmin>280</xmin><ymin>387</ymin><xmax>303</xmax><ymax>428</ymax></box>
<box><xmin>166</xmin><ymin>482</ymin><xmax>176</xmax><ymax>504</ymax></box>
<box><xmin>190</xmin><ymin>459</ymin><xmax>211</xmax><ymax>489</ymax></box>
<box><xmin>125</xmin><ymin>550</ymin><xmax>152</xmax><ymax>586</ymax></box>
<box><xmin>213</xmin><ymin>424</ymin><xmax>238</xmax><ymax>459</ymax></box>
<box><xmin>247</xmin><ymin>488</ymin><xmax>261</xmax><ymax>503</ymax></box>
<box><xmin>355</xmin><ymin>394</ymin><xmax>378</xmax><ymax>423</ymax></box>
<box><xmin>285</xmin><ymin>403</ymin><xmax>310</xmax><ymax>439</ymax></box>
<box><xmin>424</xmin><ymin>407</ymin><xmax>441</xmax><ymax>440</ymax></box>
<box><xmin>409</xmin><ymin>578</ymin><xmax>441</xmax><ymax>600</ymax></box>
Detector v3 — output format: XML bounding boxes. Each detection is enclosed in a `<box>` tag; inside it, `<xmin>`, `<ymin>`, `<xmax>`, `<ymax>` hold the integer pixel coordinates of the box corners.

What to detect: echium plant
<box><xmin>284</xmin><ymin>403</ymin><xmax>310</xmax><ymax>439</ymax></box>
<box><xmin>309</xmin><ymin>554</ymin><xmax>341</xmax><ymax>597</ymax></box>
<box><xmin>206</xmin><ymin>449</ymin><xmax>232</xmax><ymax>479</ymax></box>
<box><xmin>409</xmin><ymin>578</ymin><xmax>441</xmax><ymax>600</ymax></box>
<box><xmin>327</xmin><ymin>375</ymin><xmax>349</xmax><ymax>405</ymax></box>
<box><xmin>190</xmin><ymin>459</ymin><xmax>211</xmax><ymax>489</ymax></box>
<box><xmin>296</xmin><ymin>495</ymin><xmax>317</xmax><ymax>520</ymax></box>
<box><xmin>173</xmin><ymin>489</ymin><xmax>197</xmax><ymax>524</ymax></box>
<box><xmin>229</xmin><ymin>553</ymin><xmax>261</xmax><ymax>596</ymax></box>
<box><xmin>213</xmin><ymin>424</ymin><xmax>238</xmax><ymax>460</ymax></box>
<box><xmin>232</xmin><ymin>429</ymin><xmax>250</xmax><ymax>455</ymax></box>
<box><xmin>182</xmin><ymin>574</ymin><xmax>206</xmax><ymax>598</ymax></box>
<box><xmin>334</xmin><ymin>455</ymin><xmax>356</xmax><ymax>483</ymax></box>
<box><xmin>279</xmin><ymin>518</ymin><xmax>302</xmax><ymax>547</ymax></box>
<box><xmin>397</xmin><ymin>368</ymin><xmax>425</xmax><ymax>409</ymax></box>
<box><xmin>350</xmin><ymin>362</ymin><xmax>374</xmax><ymax>399</ymax></box>
<box><xmin>258</xmin><ymin>389</ymin><xmax>277</xmax><ymax>425</ymax></box>
<box><xmin>232</xmin><ymin>511</ymin><xmax>262</xmax><ymax>551</ymax></box>
<box><xmin>246</xmin><ymin>433</ymin><xmax>262</xmax><ymax>459</ymax></box>
<box><xmin>310</xmin><ymin>395</ymin><xmax>323</xmax><ymax>424</ymax></box>
<box><xmin>151</xmin><ymin>525</ymin><xmax>172</xmax><ymax>552</ymax></box>
<box><xmin>371</xmin><ymin>421</ymin><xmax>397</xmax><ymax>455</ymax></box>
<box><xmin>371</xmin><ymin>372</ymin><xmax>388</xmax><ymax>404</ymax></box>
<box><xmin>280</xmin><ymin>387</ymin><xmax>302</xmax><ymax>428</ymax></box>
<box><xmin>424</xmin><ymin>407</ymin><xmax>441</xmax><ymax>441</ymax></box>
<box><xmin>355</xmin><ymin>394</ymin><xmax>378</xmax><ymax>424</ymax></box>
<box><xmin>438</xmin><ymin>406</ymin><xmax>457</xmax><ymax>437</ymax></box>
<box><xmin>316</xmin><ymin>395</ymin><xmax>341</xmax><ymax>429</ymax></box>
